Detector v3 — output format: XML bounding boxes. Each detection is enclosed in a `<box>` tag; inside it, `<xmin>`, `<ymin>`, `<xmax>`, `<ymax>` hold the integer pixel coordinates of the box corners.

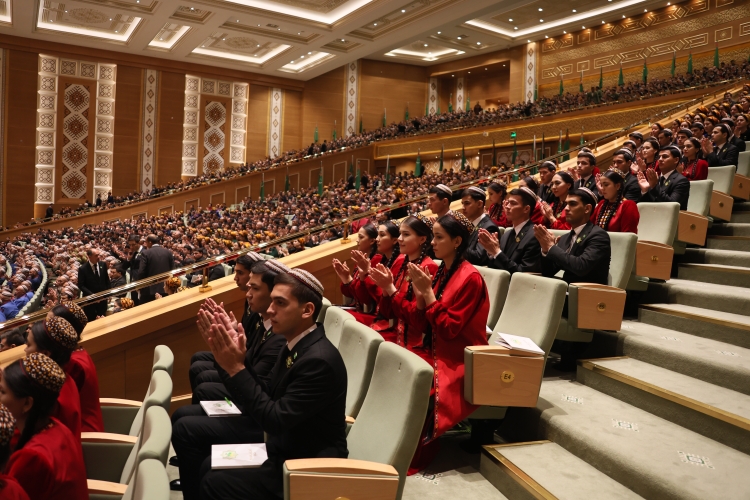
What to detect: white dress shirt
<box><xmin>287</xmin><ymin>324</ymin><xmax>317</xmax><ymax>351</ymax></box>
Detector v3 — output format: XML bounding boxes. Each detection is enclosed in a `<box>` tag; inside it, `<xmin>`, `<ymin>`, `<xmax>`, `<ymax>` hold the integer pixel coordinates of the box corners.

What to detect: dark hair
<box><xmin>508</xmin><ymin>188</ymin><xmax>536</xmax><ymax>209</ymax></box>
<box><xmin>1</xmin><ymin>329</ymin><xmax>26</xmax><ymax>348</ymax></box>
<box><xmin>554</xmin><ymin>171</ymin><xmax>575</xmax><ymax>189</ymax></box>
<box><xmin>432</xmin><ymin>215</ymin><xmax>472</xmax><ymax>300</ymax></box>
<box><xmin>379</xmin><ymin>221</ymin><xmax>401</xmax><ymax>268</ymax></box>
<box><xmin>571</xmin><ymin>188</ymin><xmax>597</xmax><ymax>210</ymax></box>
<box><xmin>659</xmin><ymin>129</ymin><xmax>673</xmax><ymax>138</ymax></box>
<box><xmin>146</xmin><ymin>234</ymin><xmax>160</xmax><ymax>245</ymax></box>
<box><xmin>715</xmin><ymin>123</ymin><xmax>731</xmax><ymax>136</ymax></box>
<box><xmin>428</xmin><ymin>186</ymin><xmax>451</xmax><ymax>201</ymax></box>
<box><xmin>395</xmin><ymin>216</ymin><xmax>434</xmax><ymax>302</ymax></box>
<box><xmin>643</xmin><ymin>137</ymin><xmax>660</xmax><ymax>151</ymax></box>
<box><xmin>677</xmin><ymin>128</ymin><xmax>693</xmax><ymax>138</ymax></box>
<box><xmin>2</xmin><ymin>361</ymin><xmax>60</xmax><ymax>450</ymax></box>
<box><xmin>602</xmin><ymin>170</ymin><xmax>625</xmax><ymax>194</ymax></box>
<box><xmin>652</xmin><ymin>122</ymin><xmax>664</xmax><ymax>131</ymax></box>
<box><xmin>251</xmin><ymin>261</ymin><xmax>280</xmax><ymax>290</ymax></box>
<box><xmin>462</xmin><ymin>187</ymin><xmax>486</xmax><ymax>205</ymax></box>
<box><xmin>273</xmin><ymin>272</ymin><xmax>322</xmax><ymax>320</ymax></box>
<box><xmin>127</xmin><ymin>234</ymin><xmax>140</xmax><ymax>243</ymax></box>
<box><xmin>51</xmin><ymin>304</ymin><xmax>84</xmax><ymax>336</ymax></box>
<box><xmin>539</xmin><ymin>161</ymin><xmax>557</xmax><ymax>172</ymax></box>
<box><xmin>577</xmin><ymin>151</ymin><xmax>597</xmax><ymax>166</ymax></box>
<box><xmin>659</xmin><ymin>145</ymin><xmax>682</xmax><ymax>159</ymax></box>
<box><xmin>360</xmin><ymin>223</ymin><xmax>379</xmax><ymax>259</ymax></box>
<box><xmin>684</xmin><ymin>137</ymin><xmax>704</xmax><ymax>159</ymax></box>
<box><xmin>235</xmin><ymin>254</ymin><xmax>257</xmax><ymax>272</ymax></box>
<box><xmin>29</xmin><ymin>321</ymin><xmax>73</xmax><ymax>366</ymax></box>
<box><xmin>613</xmin><ymin>149</ymin><xmax>634</xmax><ymax>162</ymax></box>
<box><xmin>521</xmin><ymin>176</ymin><xmax>539</xmax><ymax>193</ymax></box>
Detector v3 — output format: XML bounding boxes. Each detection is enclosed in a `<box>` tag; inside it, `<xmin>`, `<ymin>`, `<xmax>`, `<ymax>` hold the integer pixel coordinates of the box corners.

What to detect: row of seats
<box><xmin>15</xmin><ymin>258</ymin><xmax>48</xmax><ymax>318</ymax></box>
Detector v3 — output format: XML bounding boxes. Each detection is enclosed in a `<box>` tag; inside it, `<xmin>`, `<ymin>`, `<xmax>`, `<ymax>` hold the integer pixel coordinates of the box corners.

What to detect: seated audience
<box><xmin>638</xmin><ymin>145</ymin><xmax>691</xmax><ymax>210</ymax></box>
<box><xmin>461</xmin><ymin>186</ymin><xmax>500</xmax><ymax>266</ymax></box>
<box><xmin>573</xmin><ymin>149</ymin><xmax>599</xmax><ymax>194</ymax></box>
<box><xmin>0</xmin><ymin>405</ymin><xmax>29</xmax><ymax>499</ymax></box>
<box><xmin>198</xmin><ymin>270</ymin><xmax>348</xmax><ymax>500</ymax></box>
<box><xmin>0</xmin><ymin>329</ymin><xmax>25</xmax><ymax>352</ymax></box>
<box><xmin>540</xmin><ymin>171</ymin><xmax>575</xmax><ymax>229</ymax></box>
<box><xmin>702</xmin><ymin>122</ymin><xmax>740</xmax><ymax>168</ymax></box>
<box><xmin>680</xmin><ymin>138</ymin><xmax>709</xmax><ymax>181</ymax></box>
<box><xmin>333</xmin><ymin>223</ymin><xmax>381</xmax><ymax>324</ymax></box>
<box><xmin>608</xmin><ymin>149</ymin><xmax>642</xmax><ymax>201</ymax></box>
<box><xmin>428</xmin><ymin>184</ymin><xmax>453</xmax><ymax>218</ymax></box>
<box><xmin>486</xmin><ymin>181</ymin><xmax>510</xmax><ymax>227</ymax></box>
<box><xmin>1</xmin><ymin>353</ymin><xmax>88</xmax><ymax>500</ymax></box>
<box><xmin>537</xmin><ymin>161</ymin><xmax>557</xmax><ymax>203</ymax></box>
<box><xmin>478</xmin><ymin>187</ymin><xmax>542</xmax><ymax>274</ymax></box>
<box><xmin>635</xmin><ymin>137</ymin><xmax>660</xmax><ymax>173</ymax></box>
<box><xmin>593</xmin><ymin>170</ymin><xmax>640</xmax><ymax>233</ymax></box>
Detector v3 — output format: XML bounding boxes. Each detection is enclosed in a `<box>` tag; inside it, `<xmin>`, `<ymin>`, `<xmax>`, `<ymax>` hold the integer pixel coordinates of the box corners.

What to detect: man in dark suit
<box><xmin>478</xmin><ymin>187</ymin><xmax>541</xmax><ymax>274</ymax></box>
<box><xmin>638</xmin><ymin>145</ymin><xmax>690</xmax><ymax>210</ymax></box>
<box><xmin>701</xmin><ymin>123</ymin><xmax>740</xmax><ymax>168</ymax></box>
<box><xmin>77</xmin><ymin>248</ymin><xmax>111</xmax><ymax>321</ymax></box>
<box><xmin>137</xmin><ymin>234</ymin><xmax>175</xmax><ymax>303</ymax></box>
<box><xmin>111</xmin><ymin>235</ymin><xmax>144</xmax><ymax>305</ymax></box>
<box><xmin>721</xmin><ymin>118</ymin><xmax>746</xmax><ymax>152</ymax></box>
<box><xmin>170</xmin><ymin>257</ymin><xmax>287</xmax><ymax>496</ymax></box>
<box><xmin>198</xmin><ymin>269</ymin><xmax>348</xmax><ymax>500</ymax></box>
<box><xmin>535</xmin><ymin>188</ymin><xmax>611</xmax><ymax>286</ymax></box>
<box><xmin>574</xmin><ymin>149</ymin><xmax>599</xmax><ymax>195</ymax></box>
<box><xmin>609</xmin><ymin>149</ymin><xmax>641</xmax><ymax>201</ymax></box>
<box><xmin>461</xmin><ymin>186</ymin><xmax>500</xmax><ymax>266</ymax></box>
<box><xmin>536</xmin><ymin>161</ymin><xmax>557</xmax><ymax>204</ymax></box>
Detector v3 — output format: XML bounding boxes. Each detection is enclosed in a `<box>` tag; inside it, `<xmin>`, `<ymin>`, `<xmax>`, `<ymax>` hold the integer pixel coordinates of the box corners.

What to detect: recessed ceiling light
<box><xmin>540</xmin><ymin>19</ymin><xmax>543</xmax><ymax>22</ymax></box>
<box><xmin>545</xmin><ymin>35</ymin><xmax>548</xmax><ymax>38</ymax></box>
<box><xmin>401</xmin><ymin>9</ymin><xmax>405</xmax><ymax>12</ymax></box>
<box><xmin>109</xmin><ymin>18</ymin><xmax>112</xmax><ymax>20</ymax></box>
<box><xmin>257</xmin><ymin>44</ymin><xmax>260</xmax><ymax>47</ymax></box>
<box><xmin>457</xmin><ymin>36</ymin><xmax>462</xmax><ymax>39</ymax></box>
<box><xmin>514</xmin><ymin>27</ymin><xmax>518</xmax><ymax>30</ymax></box>
<box><xmin>563</xmin><ymin>30</ymin><xmax>566</xmax><ymax>34</ymax></box>
<box><xmin>509</xmin><ymin>18</ymin><xmax>513</xmax><ymax>21</ymax></box>
<box><xmin>476</xmin><ymin>41</ymin><xmax>481</xmax><ymax>45</ymax></box>
<box><xmin>468</xmin><ymin>71</ymin><xmax>471</xmax><ymax>74</ymax></box>
<box><xmin>503</xmin><ymin>64</ymin><xmax>505</xmax><ymax>67</ymax></box>
<box><xmin>257</xmin><ymin>24</ymin><xmax>260</xmax><ymax>26</ymax></box>
<box><xmin>527</xmin><ymin>39</ymin><xmax>531</xmax><ymax>42</ymax></box>
<box><xmin>291</xmin><ymin>60</ymin><xmax>294</xmax><ymax>63</ymax></box>
<box><xmin>115</xmin><ymin>30</ymin><xmax>118</xmax><ymax>32</ymax></box>
<box><xmin>622</xmin><ymin>14</ymin><xmax>626</xmax><ymax>18</ymax></box>
<box><xmin>64</xmin><ymin>10</ymin><xmax>67</xmax><ymax>12</ymax></box>
<box><xmin>582</xmin><ymin>26</ymin><xmax>586</xmax><ymax>29</ymax></box>
<box><xmin>644</xmin><ymin>8</ymin><xmax>648</xmax><ymax>11</ymax></box>
<box><xmin>373</xmin><ymin>23</ymin><xmax>377</xmax><ymax>26</ymax></box>
<box><xmin>485</xmin><ymin>68</ymin><xmax>488</xmax><ymax>70</ymax></box>
<box><xmin>300</xmin><ymin>55</ymin><xmax>304</xmax><ymax>58</ymax></box>
<box><xmin>308</xmin><ymin>51</ymin><xmax>312</xmax><ymax>54</ymax></box>
<box><xmin>424</xmin><ymin>43</ymin><xmax>428</xmax><ymax>46</ymax></box>
<box><xmin>341</xmin><ymin>39</ymin><xmax>345</xmax><ymax>42</ymax></box>
<box><xmin>237</xmin><ymin>19</ymin><xmax>239</xmax><ymax>22</ymax></box>
<box><xmin>602</xmin><ymin>20</ymin><xmax>605</xmax><ymax>24</ymax></box>
<box><xmin>297</xmin><ymin>32</ymin><xmax>300</xmax><ymax>35</ymax></box>
<box><xmin>222</xmin><ymin>38</ymin><xmax>225</xmax><ymax>40</ymax></box>
<box><xmin>667</xmin><ymin>1</ymin><xmax>671</xmax><ymax>4</ymax></box>
<box><xmin>538</xmin><ymin>7</ymin><xmax>543</xmax><ymax>11</ymax></box>
<box><xmin>190</xmin><ymin>7</ymin><xmax>194</xmax><ymax>10</ymax></box>
<box><xmin>437</xmin><ymin>31</ymin><xmax>441</xmax><ymax>34</ymax></box>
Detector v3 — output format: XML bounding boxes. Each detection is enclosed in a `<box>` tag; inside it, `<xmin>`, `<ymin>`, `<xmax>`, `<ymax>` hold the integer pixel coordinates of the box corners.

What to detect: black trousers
<box><xmin>83</xmin><ymin>299</ymin><xmax>107</xmax><ymax>321</ymax></box>
<box><xmin>199</xmin><ymin>458</ymin><xmax>282</xmax><ymax>500</ymax></box>
<box><xmin>171</xmin><ymin>404</ymin><xmax>264</xmax><ymax>500</ymax></box>
<box><xmin>189</xmin><ymin>352</ymin><xmax>216</xmax><ymax>390</ymax></box>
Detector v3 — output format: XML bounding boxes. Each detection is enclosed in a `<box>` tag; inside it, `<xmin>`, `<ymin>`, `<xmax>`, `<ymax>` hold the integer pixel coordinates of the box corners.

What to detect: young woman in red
<box><xmin>332</xmin><ymin>223</ymin><xmax>381</xmax><ymax>325</ymax></box>
<box><xmin>540</xmin><ymin>171</ymin><xmax>575</xmax><ymax>229</ymax></box>
<box><xmin>635</xmin><ymin>137</ymin><xmax>660</xmax><ymax>174</ymax></box>
<box><xmin>406</xmin><ymin>211</ymin><xmax>490</xmax><ymax>472</ymax></box>
<box><xmin>486</xmin><ymin>181</ymin><xmax>510</xmax><ymax>227</ymax></box>
<box><xmin>369</xmin><ymin>214</ymin><xmax>438</xmax><ymax>348</ymax></box>
<box><xmin>24</xmin><ymin>318</ymin><xmax>81</xmax><ymax>439</ymax></box>
<box><xmin>347</xmin><ymin>221</ymin><xmax>401</xmax><ymax>334</ymax></box>
<box><xmin>49</xmin><ymin>301</ymin><xmax>104</xmax><ymax>433</ymax></box>
<box><xmin>0</xmin><ymin>405</ymin><xmax>29</xmax><ymax>500</ymax></box>
<box><xmin>1</xmin><ymin>353</ymin><xmax>88</xmax><ymax>500</ymax></box>
<box><xmin>594</xmin><ymin>170</ymin><xmax>640</xmax><ymax>233</ymax></box>
<box><xmin>679</xmin><ymin>138</ymin><xmax>709</xmax><ymax>181</ymax></box>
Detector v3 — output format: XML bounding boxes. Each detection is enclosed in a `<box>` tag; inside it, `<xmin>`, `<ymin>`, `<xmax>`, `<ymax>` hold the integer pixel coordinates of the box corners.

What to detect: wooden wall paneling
<box><xmin>359</xmin><ymin>60</ymin><xmax>428</xmax><ymax>132</ymax></box>
<box><xmin>265</xmin><ymin>178</ymin><xmax>276</xmax><ymax>196</ymax></box>
<box><xmin>90</xmin><ymin>349</ymin><xmax>126</xmax><ymax>398</ymax></box>
<box><xmin>246</xmin><ymin>84</ymin><xmax>269</xmax><ymax>162</ymax></box>
<box><xmin>159</xmin><ymin>204</ymin><xmax>173</xmax><ymax>215</ymax></box>
<box><xmin>466</xmin><ymin>67</ymin><xmax>511</xmax><ymax>107</ymax></box>
<box><xmin>507</xmin><ymin>46</ymin><xmax>526</xmax><ymax>104</ymax></box>
<box><xmin>199</xmin><ymin>95</ymin><xmax>231</xmax><ymax>175</ymax></box>
<box><xmin>131</xmin><ymin>210</ymin><xmax>147</xmax><ymax>218</ymax></box>
<box><xmin>283</xmin><ymin>89</ymin><xmax>302</xmax><ymax>152</ymax></box>
<box><xmin>289</xmin><ymin>172</ymin><xmax>299</xmax><ymax>190</ymax></box>
<box><xmin>235</xmin><ymin>186</ymin><xmax>249</xmax><ymax>203</ymax></box>
<box><xmin>155</xmin><ymin>71</ymin><xmax>185</xmax><ymax>186</ymax></box>
<box><xmin>357</xmin><ymin>158</ymin><xmax>370</xmax><ymax>174</ymax></box>
<box><xmin>309</xmin><ymin>167</ymin><xmax>322</xmax><ymax>188</ymax></box>
<box><xmin>112</xmin><ymin>65</ymin><xmax>142</xmax><ymax>197</ymax></box>
<box><xmin>210</xmin><ymin>191</ymin><xmax>225</xmax><ymax>206</ymax></box>
<box><xmin>302</xmin><ymin>66</ymin><xmax>344</xmax><ymax>148</ymax></box>
<box><xmin>333</xmin><ymin>161</ymin><xmax>346</xmax><ymax>182</ymax></box>
<box><xmin>4</xmin><ymin>50</ymin><xmax>40</xmax><ymax>226</ymax></box>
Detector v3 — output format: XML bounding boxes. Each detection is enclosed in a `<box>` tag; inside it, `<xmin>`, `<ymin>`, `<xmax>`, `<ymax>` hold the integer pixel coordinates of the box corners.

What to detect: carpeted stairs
<box><xmin>482</xmin><ymin>201</ymin><xmax>750</xmax><ymax>499</ymax></box>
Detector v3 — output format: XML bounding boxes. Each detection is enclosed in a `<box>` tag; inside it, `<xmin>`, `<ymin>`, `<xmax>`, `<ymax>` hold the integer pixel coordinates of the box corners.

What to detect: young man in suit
<box><xmin>535</xmin><ymin>188</ymin><xmax>611</xmax><ymax>286</ymax></box>
<box><xmin>77</xmin><ymin>248</ymin><xmax>111</xmax><ymax>321</ymax></box>
<box><xmin>461</xmin><ymin>186</ymin><xmax>500</xmax><ymax>266</ymax></box>
<box><xmin>574</xmin><ymin>149</ymin><xmax>599</xmax><ymax>195</ymax></box>
<box><xmin>199</xmin><ymin>269</ymin><xmax>348</xmax><ymax>500</ymax></box>
<box><xmin>608</xmin><ymin>149</ymin><xmax>642</xmax><ymax>201</ymax></box>
<box><xmin>111</xmin><ymin>235</ymin><xmax>144</xmax><ymax>304</ymax></box>
<box><xmin>170</xmin><ymin>257</ymin><xmax>287</xmax><ymax>496</ymax></box>
<box><xmin>478</xmin><ymin>187</ymin><xmax>541</xmax><ymax>274</ymax></box>
<box><xmin>638</xmin><ymin>145</ymin><xmax>690</xmax><ymax>210</ymax></box>
<box><xmin>428</xmin><ymin>184</ymin><xmax>453</xmax><ymax>218</ymax></box>
<box><xmin>137</xmin><ymin>234</ymin><xmax>175</xmax><ymax>303</ymax></box>
<box><xmin>536</xmin><ymin>161</ymin><xmax>557</xmax><ymax>204</ymax></box>
<box><xmin>701</xmin><ymin>123</ymin><xmax>740</xmax><ymax>168</ymax></box>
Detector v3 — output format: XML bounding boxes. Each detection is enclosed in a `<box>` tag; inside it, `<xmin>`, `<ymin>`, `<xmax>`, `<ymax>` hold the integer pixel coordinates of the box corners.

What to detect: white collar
<box><xmin>287</xmin><ymin>324</ymin><xmax>317</xmax><ymax>351</ymax></box>
<box><xmin>263</xmin><ymin>317</ymin><xmax>272</xmax><ymax>332</ymax></box>
<box><xmin>513</xmin><ymin>219</ymin><xmax>530</xmax><ymax>235</ymax></box>
<box><xmin>572</xmin><ymin>223</ymin><xmax>587</xmax><ymax>236</ymax></box>
<box><xmin>88</xmin><ymin>260</ymin><xmax>98</xmax><ymax>268</ymax></box>
<box><xmin>472</xmin><ymin>213</ymin><xmax>486</xmax><ymax>226</ymax></box>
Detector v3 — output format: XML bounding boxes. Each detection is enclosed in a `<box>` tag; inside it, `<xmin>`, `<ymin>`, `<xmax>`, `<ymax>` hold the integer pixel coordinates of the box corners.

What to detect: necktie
<box><xmin>566</xmin><ymin>230</ymin><xmax>577</xmax><ymax>254</ymax></box>
<box><xmin>659</xmin><ymin>176</ymin><xmax>666</xmax><ymax>188</ymax></box>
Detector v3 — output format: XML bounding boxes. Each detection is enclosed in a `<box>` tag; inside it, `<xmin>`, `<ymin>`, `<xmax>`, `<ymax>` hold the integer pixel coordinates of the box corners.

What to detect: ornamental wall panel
<box><xmin>345</xmin><ymin>60</ymin><xmax>359</xmax><ymax>137</ymax></box>
<box><xmin>456</xmin><ymin>77</ymin><xmax>464</xmax><ymax>112</ymax></box>
<box><xmin>268</xmin><ymin>88</ymin><xmax>283</xmax><ymax>158</ymax></box>
<box><xmin>36</xmin><ymin>55</ymin><xmax>116</xmax><ymax>205</ymax></box>
<box><xmin>183</xmin><ymin>75</ymin><xmax>248</xmax><ymax>177</ymax></box>
<box><xmin>428</xmin><ymin>77</ymin><xmax>438</xmax><ymax>115</ymax></box>
<box><xmin>141</xmin><ymin>70</ymin><xmax>158</xmax><ymax>191</ymax></box>
<box><xmin>524</xmin><ymin>42</ymin><xmax>537</xmax><ymax>103</ymax></box>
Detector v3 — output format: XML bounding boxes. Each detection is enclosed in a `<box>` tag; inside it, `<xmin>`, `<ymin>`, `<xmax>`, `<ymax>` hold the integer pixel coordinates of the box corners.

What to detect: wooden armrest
<box><xmin>99</xmin><ymin>398</ymin><xmax>142</xmax><ymax>408</ymax></box>
<box><xmin>286</xmin><ymin>458</ymin><xmax>398</xmax><ymax>476</ymax></box>
<box><xmin>570</xmin><ymin>283</ymin><xmax>623</xmax><ymax>291</ymax></box>
<box><xmin>87</xmin><ymin>479</ymin><xmax>128</xmax><ymax>495</ymax></box>
<box><xmin>466</xmin><ymin>345</ymin><xmax>542</xmax><ymax>358</ymax></box>
<box><xmin>345</xmin><ymin>416</ymin><xmax>355</xmax><ymax>425</ymax></box>
<box><xmin>81</xmin><ymin>432</ymin><xmax>138</xmax><ymax>444</ymax></box>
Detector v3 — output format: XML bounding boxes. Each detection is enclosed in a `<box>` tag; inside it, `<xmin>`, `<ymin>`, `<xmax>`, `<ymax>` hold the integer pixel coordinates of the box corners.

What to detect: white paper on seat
<box><xmin>211</xmin><ymin>443</ymin><xmax>268</xmax><ymax>469</ymax></box>
<box><xmin>200</xmin><ymin>400</ymin><xmax>242</xmax><ymax>417</ymax></box>
<box><xmin>494</xmin><ymin>333</ymin><xmax>544</xmax><ymax>356</ymax></box>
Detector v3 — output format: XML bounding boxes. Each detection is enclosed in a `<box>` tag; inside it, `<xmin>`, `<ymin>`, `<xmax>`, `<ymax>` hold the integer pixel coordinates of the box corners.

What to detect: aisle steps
<box><xmin>705</xmin><ymin>235</ymin><xmax>750</xmax><ymax>251</ymax></box>
<box><xmin>642</xmin><ymin>279</ymin><xmax>750</xmax><ymax>316</ymax></box>
<box><xmin>577</xmin><ymin>357</ymin><xmax>750</xmax><ymax>454</ymax></box>
<box><xmin>676</xmin><ymin>263</ymin><xmax>750</xmax><ymax>288</ymax></box>
<box><xmin>637</xmin><ymin>303</ymin><xmax>750</xmax><ymax>348</ymax></box>
<box><xmin>480</xmin><ymin>441</ymin><xmax>644</xmax><ymax>500</ymax></box>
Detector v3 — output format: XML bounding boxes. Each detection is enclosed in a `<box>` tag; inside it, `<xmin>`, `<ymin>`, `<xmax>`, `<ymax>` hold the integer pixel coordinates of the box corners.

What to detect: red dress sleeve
<box><xmin>66</xmin><ymin>350</ymin><xmax>105</xmax><ymax>433</ymax></box>
<box><xmin>348</xmin><ymin>254</ymin><xmax>382</xmax><ymax>305</ymax></box>
<box><xmin>0</xmin><ymin>475</ymin><xmax>30</xmax><ymax>500</ymax></box>
<box><xmin>551</xmin><ymin>209</ymin><xmax>571</xmax><ymax>230</ymax></box>
<box><xmin>54</xmin><ymin>377</ymin><xmax>81</xmax><ymax>440</ymax></box>
<box><xmin>424</xmin><ymin>270</ymin><xmax>488</xmax><ymax>341</ymax></box>
<box><xmin>695</xmin><ymin>159</ymin><xmax>709</xmax><ymax>181</ymax></box>
<box><xmin>6</xmin><ymin>448</ymin><xmax>55</xmax><ymax>500</ymax></box>
<box><xmin>384</xmin><ymin>259</ymin><xmax>438</xmax><ymax>328</ymax></box>
<box><xmin>617</xmin><ymin>200</ymin><xmax>640</xmax><ymax>234</ymax></box>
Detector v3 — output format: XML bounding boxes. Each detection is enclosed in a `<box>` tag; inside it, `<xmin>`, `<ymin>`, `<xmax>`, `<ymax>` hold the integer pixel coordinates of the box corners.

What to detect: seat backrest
<box><xmin>707</xmin><ymin>165</ymin><xmax>735</xmax><ymax>194</ymax></box>
<box><xmin>129</xmin><ymin>369</ymin><xmax>173</xmax><ymax>436</ymax></box>
<box><xmin>348</xmin><ymin>343</ymin><xmax>433</xmax><ymax>500</ymax></box>
<box><xmin>222</xmin><ymin>263</ymin><xmax>232</xmax><ymax>277</ymax></box>
<box><xmin>120</xmin><ymin>405</ymin><xmax>172</xmax><ymax>483</ymax></box>
<box><xmin>476</xmin><ymin>267</ymin><xmax>510</xmax><ymax>330</ymax></box>
<box><xmin>123</xmin><ymin>459</ymin><xmax>170</xmax><ymax>500</ymax></box>
<box><xmin>338</xmin><ymin>321</ymin><xmax>383</xmax><ymax>418</ymax></box>
<box><xmin>686</xmin><ymin>179</ymin><xmax>714</xmax><ymax>216</ymax></box>
<box><xmin>738</xmin><ymin>151</ymin><xmax>750</xmax><ymax>177</ymax></box>
<box><xmin>491</xmin><ymin>273</ymin><xmax>567</xmax><ymax>358</ymax></box>
<box><xmin>608</xmin><ymin>232</ymin><xmax>637</xmax><ymax>289</ymax></box>
<box><xmin>322</xmin><ymin>306</ymin><xmax>352</xmax><ymax>349</ymax></box>
<box><xmin>636</xmin><ymin>202</ymin><xmax>679</xmax><ymax>245</ymax></box>
<box><xmin>152</xmin><ymin>345</ymin><xmax>174</xmax><ymax>377</ymax></box>
<box><xmin>317</xmin><ymin>297</ymin><xmax>331</xmax><ymax>324</ymax></box>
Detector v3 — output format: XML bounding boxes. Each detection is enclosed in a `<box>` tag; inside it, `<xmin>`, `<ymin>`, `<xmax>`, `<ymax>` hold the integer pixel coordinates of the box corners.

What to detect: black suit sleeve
<box><xmin>78</xmin><ymin>267</ymin><xmax>93</xmax><ymax>297</ymax></box>
<box><xmin>490</xmin><ymin>237</ymin><xmax>542</xmax><ymax>274</ymax></box>
<box><xmin>101</xmin><ymin>263</ymin><xmax>111</xmax><ymax>290</ymax></box>
<box><xmin>706</xmin><ymin>145</ymin><xmax>740</xmax><ymax>167</ymax></box>
<box><xmin>642</xmin><ymin>178</ymin><xmax>690</xmax><ymax>208</ymax></box>
<box><xmin>543</xmin><ymin>230</ymin><xmax>610</xmax><ymax>279</ymax></box>
<box><xmin>137</xmin><ymin>250</ymin><xmax>149</xmax><ymax>279</ymax></box>
<box><xmin>224</xmin><ymin>357</ymin><xmax>341</xmax><ymax>434</ymax></box>
<box><xmin>464</xmin><ymin>224</ymin><xmax>499</xmax><ymax>267</ymax></box>
<box><xmin>622</xmin><ymin>178</ymin><xmax>642</xmax><ymax>202</ymax></box>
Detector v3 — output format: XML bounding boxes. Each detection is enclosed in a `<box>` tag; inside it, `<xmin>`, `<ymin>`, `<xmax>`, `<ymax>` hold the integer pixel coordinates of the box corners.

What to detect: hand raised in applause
<box><xmin>207</xmin><ymin>320</ymin><xmax>246</xmax><ymax>377</ymax></box>
<box><xmin>477</xmin><ymin>228</ymin><xmax>500</xmax><ymax>255</ymax></box>
<box><xmin>350</xmin><ymin>250</ymin><xmax>372</xmax><ymax>276</ymax></box>
<box><xmin>533</xmin><ymin>224</ymin><xmax>557</xmax><ymax>254</ymax></box>
<box><xmin>331</xmin><ymin>258</ymin><xmax>352</xmax><ymax>284</ymax></box>
<box><xmin>369</xmin><ymin>263</ymin><xmax>397</xmax><ymax>296</ymax></box>
<box><xmin>407</xmin><ymin>262</ymin><xmax>435</xmax><ymax>306</ymax></box>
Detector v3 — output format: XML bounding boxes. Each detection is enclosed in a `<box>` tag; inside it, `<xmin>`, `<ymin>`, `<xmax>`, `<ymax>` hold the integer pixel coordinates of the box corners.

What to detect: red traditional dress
<box><xmin>681</xmin><ymin>158</ymin><xmax>709</xmax><ymax>181</ymax></box>
<box><xmin>593</xmin><ymin>198</ymin><xmax>640</xmax><ymax>233</ymax></box>
<box><xmin>6</xmin><ymin>418</ymin><xmax>88</xmax><ymax>500</ymax></box>
<box><xmin>340</xmin><ymin>254</ymin><xmax>383</xmax><ymax>326</ymax></box>
<box><xmin>488</xmin><ymin>203</ymin><xmax>510</xmax><ymax>228</ymax></box>
<box><xmin>531</xmin><ymin>202</ymin><xmax>546</xmax><ymax>226</ymax></box>
<box><xmin>53</xmin><ymin>376</ymin><xmax>81</xmax><ymax>440</ymax></box>
<box><xmin>0</xmin><ymin>475</ymin><xmax>30</xmax><ymax>500</ymax></box>
<box><xmin>378</xmin><ymin>253</ymin><xmax>438</xmax><ymax>348</ymax></box>
<box><xmin>546</xmin><ymin>198</ymin><xmax>571</xmax><ymax>230</ymax></box>
<box><xmin>65</xmin><ymin>349</ymin><xmax>105</xmax><ymax>432</ymax></box>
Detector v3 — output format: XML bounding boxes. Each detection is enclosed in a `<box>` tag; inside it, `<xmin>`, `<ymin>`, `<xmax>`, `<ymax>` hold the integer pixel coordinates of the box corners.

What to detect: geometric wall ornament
<box><xmin>268</xmin><ymin>88</ymin><xmax>283</xmax><ymax>158</ymax></box>
<box><xmin>524</xmin><ymin>41</ymin><xmax>537</xmax><ymax>103</ymax></box>
<box><xmin>428</xmin><ymin>77</ymin><xmax>438</xmax><ymax>115</ymax></box>
<box><xmin>203</xmin><ymin>101</ymin><xmax>226</xmax><ymax>173</ymax></box>
<box><xmin>141</xmin><ymin>69</ymin><xmax>158</xmax><ymax>191</ymax></box>
<box><xmin>230</xmin><ymin>82</ymin><xmax>248</xmax><ymax>165</ymax></box>
<box><xmin>0</xmin><ymin>49</ymin><xmax>4</xmax><ymax>223</ymax></box>
<box><xmin>345</xmin><ymin>59</ymin><xmax>358</xmax><ymax>137</ymax></box>
<box><xmin>456</xmin><ymin>77</ymin><xmax>464</xmax><ymax>112</ymax></box>
<box><xmin>36</xmin><ymin>54</ymin><xmax>116</xmax><ymax>205</ymax></box>
<box><xmin>182</xmin><ymin>75</ymin><xmax>200</xmax><ymax>177</ymax></box>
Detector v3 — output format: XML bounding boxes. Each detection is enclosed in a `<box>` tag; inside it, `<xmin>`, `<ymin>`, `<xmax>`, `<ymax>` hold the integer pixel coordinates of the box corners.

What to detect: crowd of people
<box><xmin>9</xmin><ymin>58</ymin><xmax>748</xmax><ymax>230</ymax></box>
